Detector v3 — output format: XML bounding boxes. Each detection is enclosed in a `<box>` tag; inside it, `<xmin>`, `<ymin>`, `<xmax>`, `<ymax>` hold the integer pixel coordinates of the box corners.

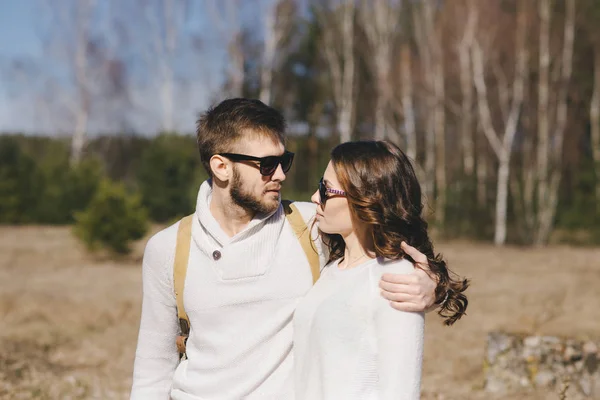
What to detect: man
<box><xmin>130</xmin><ymin>98</ymin><xmax>440</xmax><ymax>399</ymax></box>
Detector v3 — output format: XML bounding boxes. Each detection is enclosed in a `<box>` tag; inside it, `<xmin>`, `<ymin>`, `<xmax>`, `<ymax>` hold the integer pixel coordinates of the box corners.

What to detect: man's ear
<box><xmin>209</xmin><ymin>155</ymin><xmax>230</xmax><ymax>182</ymax></box>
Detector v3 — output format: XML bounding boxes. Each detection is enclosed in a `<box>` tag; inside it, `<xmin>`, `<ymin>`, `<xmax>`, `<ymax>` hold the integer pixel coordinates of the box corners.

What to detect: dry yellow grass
<box><xmin>1</xmin><ymin>225</ymin><xmax>598</xmax><ymax>399</ymax></box>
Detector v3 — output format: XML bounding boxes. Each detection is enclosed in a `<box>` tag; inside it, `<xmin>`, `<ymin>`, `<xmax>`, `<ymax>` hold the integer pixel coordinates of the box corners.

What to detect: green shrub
<box><xmin>74</xmin><ymin>179</ymin><xmax>149</xmax><ymax>254</ymax></box>
<box><xmin>136</xmin><ymin>133</ymin><xmax>205</xmax><ymax>222</ymax></box>
<box><xmin>0</xmin><ymin>136</ymin><xmax>43</xmax><ymax>223</ymax></box>
<box><xmin>37</xmin><ymin>156</ymin><xmax>104</xmax><ymax>224</ymax></box>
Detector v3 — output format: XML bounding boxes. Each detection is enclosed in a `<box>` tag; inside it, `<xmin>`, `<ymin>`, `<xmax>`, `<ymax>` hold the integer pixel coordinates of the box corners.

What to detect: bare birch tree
<box><xmin>36</xmin><ymin>0</ymin><xmax>102</xmax><ymax>165</ymax></box>
<box><xmin>413</xmin><ymin>0</ymin><xmax>446</xmax><ymax>223</ymax></box>
<box><xmin>517</xmin><ymin>0</ymin><xmax>576</xmax><ymax>244</ymax></box>
<box><xmin>592</xmin><ymin>44</ymin><xmax>600</xmax><ymax>210</ymax></box>
<box><xmin>70</xmin><ymin>0</ymin><xmax>96</xmax><ymax>164</ymax></box>
<box><xmin>137</xmin><ymin>0</ymin><xmax>188</xmax><ymax>133</ymax></box>
<box><xmin>398</xmin><ymin>42</ymin><xmax>417</xmax><ymax>160</ymax></box>
<box><xmin>534</xmin><ymin>0</ymin><xmax>575</xmax><ymax>245</ymax></box>
<box><xmin>471</xmin><ymin>1</ymin><xmax>529</xmax><ymax>245</ymax></box>
<box><xmin>583</xmin><ymin>3</ymin><xmax>600</xmax><ymax>213</ymax></box>
<box><xmin>208</xmin><ymin>0</ymin><xmax>245</xmax><ymax>97</ymax></box>
<box><xmin>317</xmin><ymin>0</ymin><xmax>356</xmax><ymax>143</ymax></box>
<box><xmin>259</xmin><ymin>0</ymin><xmax>295</xmax><ymax>105</ymax></box>
<box><xmin>359</xmin><ymin>0</ymin><xmax>400</xmax><ymax>141</ymax></box>
<box><xmin>456</xmin><ymin>0</ymin><xmax>477</xmax><ymax>177</ymax></box>
<box><xmin>412</xmin><ymin>3</ymin><xmax>435</xmax><ymax>209</ymax></box>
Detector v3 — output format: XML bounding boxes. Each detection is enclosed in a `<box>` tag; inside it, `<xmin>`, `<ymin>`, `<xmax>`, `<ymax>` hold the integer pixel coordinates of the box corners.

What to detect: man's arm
<box><xmin>378</xmin><ymin>241</ymin><xmax>440</xmax><ymax>313</ymax></box>
<box><xmin>130</xmin><ymin>231</ymin><xmax>180</xmax><ymax>400</ymax></box>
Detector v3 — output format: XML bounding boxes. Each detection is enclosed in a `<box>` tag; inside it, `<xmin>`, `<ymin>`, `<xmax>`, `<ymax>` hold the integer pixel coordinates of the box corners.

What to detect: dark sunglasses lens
<box><xmin>319</xmin><ymin>179</ymin><xmax>327</xmax><ymax>205</ymax></box>
<box><xmin>281</xmin><ymin>152</ymin><xmax>294</xmax><ymax>173</ymax></box>
<box><xmin>260</xmin><ymin>157</ymin><xmax>279</xmax><ymax>176</ymax></box>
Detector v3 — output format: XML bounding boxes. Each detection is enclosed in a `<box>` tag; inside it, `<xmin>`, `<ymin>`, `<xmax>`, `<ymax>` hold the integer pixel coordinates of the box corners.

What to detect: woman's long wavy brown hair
<box><xmin>322</xmin><ymin>140</ymin><xmax>469</xmax><ymax>326</ymax></box>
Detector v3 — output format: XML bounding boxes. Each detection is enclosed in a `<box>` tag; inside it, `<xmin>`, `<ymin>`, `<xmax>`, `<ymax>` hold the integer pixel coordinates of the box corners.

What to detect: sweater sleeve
<box><xmin>130</xmin><ymin>226</ymin><xmax>180</xmax><ymax>400</ymax></box>
<box><xmin>371</xmin><ymin>260</ymin><xmax>425</xmax><ymax>400</ymax></box>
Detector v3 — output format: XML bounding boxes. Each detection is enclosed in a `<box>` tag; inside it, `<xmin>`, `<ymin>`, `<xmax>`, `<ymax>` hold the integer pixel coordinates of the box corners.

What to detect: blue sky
<box><xmin>0</xmin><ymin>1</ymin><xmax>41</xmax><ymax>58</ymax></box>
<box><xmin>0</xmin><ymin>1</ymin><xmax>42</xmax><ymax>132</ymax></box>
<box><xmin>0</xmin><ymin>0</ymin><xmax>246</xmax><ymax>135</ymax></box>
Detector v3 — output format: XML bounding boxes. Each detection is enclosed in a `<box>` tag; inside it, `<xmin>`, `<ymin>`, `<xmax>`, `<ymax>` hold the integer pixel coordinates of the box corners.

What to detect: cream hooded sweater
<box><xmin>130</xmin><ymin>181</ymin><xmax>323</xmax><ymax>400</ymax></box>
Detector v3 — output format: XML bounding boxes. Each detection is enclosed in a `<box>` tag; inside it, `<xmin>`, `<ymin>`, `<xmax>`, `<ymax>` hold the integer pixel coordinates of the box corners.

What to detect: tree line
<box><xmin>3</xmin><ymin>0</ymin><xmax>600</xmax><ymax>246</ymax></box>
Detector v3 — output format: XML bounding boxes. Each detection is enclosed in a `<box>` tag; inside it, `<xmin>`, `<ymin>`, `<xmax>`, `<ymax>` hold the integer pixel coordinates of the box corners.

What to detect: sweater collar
<box><xmin>194</xmin><ymin>179</ymin><xmax>282</xmax><ymax>246</ymax></box>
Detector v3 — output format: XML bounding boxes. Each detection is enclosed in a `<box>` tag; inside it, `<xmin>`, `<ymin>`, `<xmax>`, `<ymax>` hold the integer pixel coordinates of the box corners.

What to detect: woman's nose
<box><xmin>310</xmin><ymin>190</ymin><xmax>320</xmax><ymax>205</ymax></box>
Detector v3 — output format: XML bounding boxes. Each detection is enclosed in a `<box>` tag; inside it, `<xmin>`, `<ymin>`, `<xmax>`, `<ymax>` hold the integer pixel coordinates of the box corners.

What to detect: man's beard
<box><xmin>230</xmin><ymin>167</ymin><xmax>280</xmax><ymax>215</ymax></box>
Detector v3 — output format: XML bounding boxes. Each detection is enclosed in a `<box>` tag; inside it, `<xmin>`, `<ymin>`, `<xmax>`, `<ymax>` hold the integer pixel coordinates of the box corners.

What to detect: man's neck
<box><xmin>209</xmin><ymin>190</ymin><xmax>255</xmax><ymax>237</ymax></box>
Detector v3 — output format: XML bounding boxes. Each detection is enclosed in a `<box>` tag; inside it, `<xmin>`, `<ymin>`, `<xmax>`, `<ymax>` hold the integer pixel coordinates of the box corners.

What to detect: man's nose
<box><xmin>271</xmin><ymin>163</ymin><xmax>286</xmax><ymax>182</ymax></box>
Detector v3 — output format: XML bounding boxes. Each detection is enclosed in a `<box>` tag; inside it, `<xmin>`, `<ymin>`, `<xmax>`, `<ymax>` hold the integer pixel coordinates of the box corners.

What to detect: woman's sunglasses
<box><xmin>218</xmin><ymin>151</ymin><xmax>295</xmax><ymax>176</ymax></box>
<box><xmin>318</xmin><ymin>178</ymin><xmax>346</xmax><ymax>206</ymax></box>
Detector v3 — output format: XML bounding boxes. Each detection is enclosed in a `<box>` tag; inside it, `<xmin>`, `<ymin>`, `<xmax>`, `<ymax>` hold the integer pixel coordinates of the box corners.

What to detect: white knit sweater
<box><xmin>293</xmin><ymin>257</ymin><xmax>425</xmax><ymax>400</ymax></box>
<box><xmin>130</xmin><ymin>181</ymin><xmax>324</xmax><ymax>400</ymax></box>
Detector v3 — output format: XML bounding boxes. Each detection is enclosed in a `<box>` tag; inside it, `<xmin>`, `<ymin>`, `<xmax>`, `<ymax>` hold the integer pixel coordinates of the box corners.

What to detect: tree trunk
<box><xmin>339</xmin><ymin>1</ymin><xmax>355</xmax><ymax>143</ymax></box>
<box><xmin>400</xmin><ymin>44</ymin><xmax>417</xmax><ymax>160</ymax></box>
<box><xmin>471</xmin><ymin>1</ymin><xmax>528</xmax><ymax>245</ymax></box>
<box><xmin>413</xmin><ymin>1</ymin><xmax>437</xmax><ymax>215</ymax></box>
<box><xmin>592</xmin><ymin>45</ymin><xmax>600</xmax><ymax>210</ymax></box>
<box><xmin>259</xmin><ymin>5</ymin><xmax>276</xmax><ymax>105</ymax></box>
<box><xmin>360</xmin><ymin>0</ymin><xmax>398</xmax><ymax>141</ymax></box>
<box><xmin>433</xmin><ymin>41</ymin><xmax>446</xmax><ymax>225</ymax></box>
<box><xmin>374</xmin><ymin>92</ymin><xmax>386</xmax><ymax>140</ymax></box>
<box><xmin>69</xmin><ymin>0</ymin><xmax>95</xmax><ymax>165</ymax></box>
<box><xmin>495</xmin><ymin>152</ymin><xmax>510</xmax><ymax>245</ymax></box>
<box><xmin>535</xmin><ymin>0</ymin><xmax>575</xmax><ymax>245</ymax></box>
<box><xmin>229</xmin><ymin>32</ymin><xmax>245</xmax><ymax>97</ymax></box>
<box><xmin>458</xmin><ymin>0</ymin><xmax>477</xmax><ymax>176</ymax></box>
<box><xmin>535</xmin><ymin>0</ymin><xmax>551</xmax><ymax>242</ymax></box>
<box><xmin>208</xmin><ymin>0</ymin><xmax>244</xmax><ymax>97</ymax></box>
<box><xmin>320</xmin><ymin>1</ymin><xmax>355</xmax><ymax>144</ymax></box>
<box><xmin>420</xmin><ymin>0</ymin><xmax>446</xmax><ymax>224</ymax></box>
<box><xmin>70</xmin><ymin>105</ymin><xmax>89</xmax><ymax>165</ymax></box>
<box><xmin>476</xmin><ymin>148</ymin><xmax>487</xmax><ymax>208</ymax></box>
<box><xmin>307</xmin><ymin>101</ymin><xmax>324</xmax><ymax>191</ymax></box>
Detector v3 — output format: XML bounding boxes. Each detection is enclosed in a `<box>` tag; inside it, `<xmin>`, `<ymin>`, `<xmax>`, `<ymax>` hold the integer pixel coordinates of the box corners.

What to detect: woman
<box><xmin>293</xmin><ymin>140</ymin><xmax>469</xmax><ymax>400</ymax></box>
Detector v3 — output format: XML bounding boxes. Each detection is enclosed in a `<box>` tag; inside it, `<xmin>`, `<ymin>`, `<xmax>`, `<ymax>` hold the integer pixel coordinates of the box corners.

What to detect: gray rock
<box><xmin>484</xmin><ymin>331</ymin><xmax>600</xmax><ymax>398</ymax></box>
<box><xmin>486</xmin><ymin>332</ymin><xmax>514</xmax><ymax>364</ymax></box>
<box><xmin>534</xmin><ymin>370</ymin><xmax>555</xmax><ymax>387</ymax></box>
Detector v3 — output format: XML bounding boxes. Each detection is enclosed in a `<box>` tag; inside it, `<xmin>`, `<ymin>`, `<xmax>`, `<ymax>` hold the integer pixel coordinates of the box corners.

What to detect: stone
<box><xmin>584</xmin><ymin>353</ymin><xmax>598</xmax><ymax>375</ymax></box>
<box><xmin>565</xmin><ymin>345</ymin><xmax>583</xmax><ymax>362</ymax></box>
<box><xmin>579</xmin><ymin>375</ymin><xmax>592</xmax><ymax>397</ymax></box>
<box><xmin>484</xmin><ymin>331</ymin><xmax>600</xmax><ymax>398</ymax></box>
<box><xmin>484</xmin><ymin>375</ymin><xmax>507</xmax><ymax>393</ymax></box>
<box><xmin>583</xmin><ymin>341</ymin><xmax>598</xmax><ymax>355</ymax></box>
<box><xmin>486</xmin><ymin>332</ymin><xmax>514</xmax><ymax>364</ymax></box>
<box><xmin>524</xmin><ymin>336</ymin><xmax>541</xmax><ymax>347</ymax></box>
<box><xmin>534</xmin><ymin>370</ymin><xmax>555</xmax><ymax>387</ymax></box>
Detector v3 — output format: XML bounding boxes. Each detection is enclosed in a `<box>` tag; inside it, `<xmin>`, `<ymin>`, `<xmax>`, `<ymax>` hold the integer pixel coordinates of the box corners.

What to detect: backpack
<box><xmin>173</xmin><ymin>200</ymin><xmax>320</xmax><ymax>358</ymax></box>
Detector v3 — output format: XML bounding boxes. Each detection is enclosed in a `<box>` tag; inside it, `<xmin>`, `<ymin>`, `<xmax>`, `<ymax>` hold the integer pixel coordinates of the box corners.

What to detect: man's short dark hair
<box><xmin>196</xmin><ymin>98</ymin><xmax>287</xmax><ymax>176</ymax></box>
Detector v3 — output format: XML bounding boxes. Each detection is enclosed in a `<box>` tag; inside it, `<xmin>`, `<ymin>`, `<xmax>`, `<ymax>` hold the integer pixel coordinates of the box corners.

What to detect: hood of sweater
<box><xmin>191</xmin><ymin>180</ymin><xmax>286</xmax><ymax>280</ymax></box>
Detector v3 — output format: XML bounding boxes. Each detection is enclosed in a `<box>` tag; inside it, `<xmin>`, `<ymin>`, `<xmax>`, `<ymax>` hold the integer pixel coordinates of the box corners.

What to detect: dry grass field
<box><xmin>0</xmin><ymin>225</ymin><xmax>598</xmax><ymax>400</ymax></box>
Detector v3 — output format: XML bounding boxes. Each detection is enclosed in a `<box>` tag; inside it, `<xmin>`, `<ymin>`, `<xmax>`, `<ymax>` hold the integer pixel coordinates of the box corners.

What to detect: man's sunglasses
<box><xmin>318</xmin><ymin>178</ymin><xmax>346</xmax><ymax>206</ymax></box>
<box><xmin>218</xmin><ymin>151</ymin><xmax>295</xmax><ymax>176</ymax></box>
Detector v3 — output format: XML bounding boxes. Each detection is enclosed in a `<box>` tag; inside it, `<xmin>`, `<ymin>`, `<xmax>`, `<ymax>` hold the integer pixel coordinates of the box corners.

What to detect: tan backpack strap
<box><xmin>174</xmin><ymin>214</ymin><xmax>194</xmax><ymax>357</ymax></box>
<box><xmin>282</xmin><ymin>200</ymin><xmax>320</xmax><ymax>284</ymax></box>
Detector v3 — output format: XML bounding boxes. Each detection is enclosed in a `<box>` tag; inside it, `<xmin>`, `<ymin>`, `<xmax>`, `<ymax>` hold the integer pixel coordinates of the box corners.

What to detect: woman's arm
<box><xmin>130</xmin><ymin>229</ymin><xmax>180</xmax><ymax>400</ymax></box>
<box><xmin>372</xmin><ymin>260</ymin><xmax>425</xmax><ymax>400</ymax></box>
<box><xmin>379</xmin><ymin>242</ymin><xmax>440</xmax><ymax>312</ymax></box>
